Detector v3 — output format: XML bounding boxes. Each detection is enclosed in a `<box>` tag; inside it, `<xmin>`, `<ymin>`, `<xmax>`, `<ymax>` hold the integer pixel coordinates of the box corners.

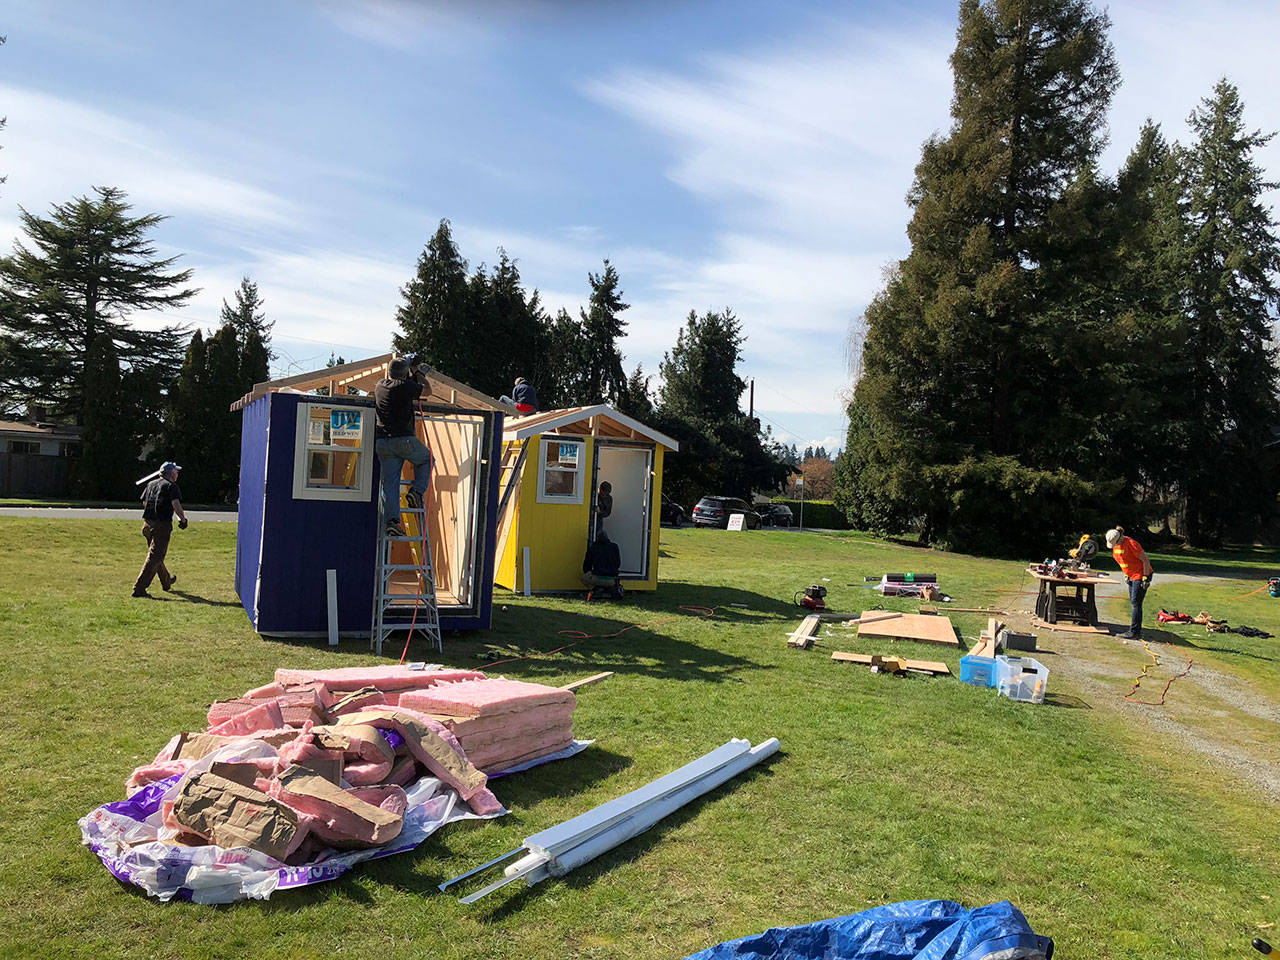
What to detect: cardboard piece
<box><xmin>271</xmin><ymin>764</ymin><xmax>404</xmax><ymax>850</ymax></box>
<box><xmin>171</xmin><ymin>766</ymin><xmax>300</xmax><ymax>861</ymax></box>
<box><xmin>178</xmin><ymin>728</ymin><xmax>299</xmax><ymax>761</ymax></box>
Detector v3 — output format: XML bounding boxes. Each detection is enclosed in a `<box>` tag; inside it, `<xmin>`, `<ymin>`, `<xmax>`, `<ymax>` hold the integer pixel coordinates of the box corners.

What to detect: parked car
<box><xmin>691</xmin><ymin>495</ymin><xmax>762</xmax><ymax>529</ymax></box>
<box><xmin>660</xmin><ymin>494</ymin><xmax>685</xmax><ymax>527</ymax></box>
<box><xmin>759</xmin><ymin>503</ymin><xmax>794</xmax><ymax>527</ymax></box>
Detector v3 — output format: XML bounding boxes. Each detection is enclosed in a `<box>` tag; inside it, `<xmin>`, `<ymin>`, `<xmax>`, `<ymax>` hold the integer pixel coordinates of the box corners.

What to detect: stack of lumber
<box><xmin>398</xmin><ymin>678</ymin><xmax>577</xmax><ymax>774</ymax></box>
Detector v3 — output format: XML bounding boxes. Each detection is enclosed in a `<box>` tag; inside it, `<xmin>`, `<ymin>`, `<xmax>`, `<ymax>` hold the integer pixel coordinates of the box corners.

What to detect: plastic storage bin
<box><xmin>960</xmin><ymin>654</ymin><xmax>997</xmax><ymax>688</ymax></box>
<box><xmin>995</xmin><ymin>655</ymin><xmax>1049</xmax><ymax>704</ymax></box>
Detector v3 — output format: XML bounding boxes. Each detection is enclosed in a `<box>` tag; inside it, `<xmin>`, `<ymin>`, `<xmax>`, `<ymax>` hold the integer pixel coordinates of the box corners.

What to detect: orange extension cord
<box><xmin>1123</xmin><ymin>635</ymin><xmax>1193</xmax><ymax>706</ymax></box>
<box><xmin>398</xmin><ymin>396</ymin><xmax>430</xmax><ymax>664</ymax></box>
<box><xmin>480</xmin><ymin>604</ymin><xmax>722</xmax><ymax>669</ymax></box>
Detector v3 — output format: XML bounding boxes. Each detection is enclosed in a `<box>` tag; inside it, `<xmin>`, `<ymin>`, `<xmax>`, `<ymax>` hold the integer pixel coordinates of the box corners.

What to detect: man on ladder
<box><xmin>374</xmin><ymin>355</ymin><xmax>432</xmax><ymax>536</ymax></box>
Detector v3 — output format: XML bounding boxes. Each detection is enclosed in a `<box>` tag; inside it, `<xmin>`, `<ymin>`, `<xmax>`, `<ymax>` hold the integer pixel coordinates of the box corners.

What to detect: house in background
<box><xmin>0</xmin><ymin>414</ymin><xmax>82</xmax><ymax>496</ymax></box>
<box><xmin>494</xmin><ymin>404</ymin><xmax>678</xmax><ymax>594</ymax></box>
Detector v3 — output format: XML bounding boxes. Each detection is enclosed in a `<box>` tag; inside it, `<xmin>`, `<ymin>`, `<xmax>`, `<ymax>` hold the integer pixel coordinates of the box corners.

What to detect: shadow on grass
<box><xmin>1044</xmin><ymin>692</ymin><xmax>1092</xmax><ymax>709</ymax></box>
<box><xmin>441</xmin><ymin>585</ymin><xmax>784</xmax><ymax>685</ymax></box>
<box><xmin>469</xmin><ymin>750</ymin><xmax>784</xmax><ymax>921</ymax></box>
<box><xmin>164</xmin><ymin>590</ymin><xmax>241</xmax><ymax>608</ymax></box>
<box><xmin>1133</xmin><ymin>626</ymin><xmax>1280</xmax><ymax>664</ymax></box>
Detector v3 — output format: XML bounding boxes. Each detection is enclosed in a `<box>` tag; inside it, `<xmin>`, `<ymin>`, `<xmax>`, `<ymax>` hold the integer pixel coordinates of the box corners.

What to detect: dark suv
<box><xmin>760</xmin><ymin>503</ymin><xmax>794</xmax><ymax>527</ymax></box>
<box><xmin>691</xmin><ymin>496</ymin><xmax>761</xmax><ymax>529</ymax></box>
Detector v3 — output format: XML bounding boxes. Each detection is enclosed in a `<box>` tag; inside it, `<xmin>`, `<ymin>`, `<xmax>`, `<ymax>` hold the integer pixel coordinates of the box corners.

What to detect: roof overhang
<box><xmin>230</xmin><ymin>353</ymin><xmax>510</xmax><ymax>413</ymax></box>
<box><xmin>504</xmin><ymin>404</ymin><xmax>679</xmax><ymax>451</ymax></box>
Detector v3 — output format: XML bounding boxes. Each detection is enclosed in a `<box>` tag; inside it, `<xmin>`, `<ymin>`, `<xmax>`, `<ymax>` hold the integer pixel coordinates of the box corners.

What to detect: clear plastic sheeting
<box><xmin>682</xmin><ymin>900</ymin><xmax>1053</xmax><ymax>960</ymax></box>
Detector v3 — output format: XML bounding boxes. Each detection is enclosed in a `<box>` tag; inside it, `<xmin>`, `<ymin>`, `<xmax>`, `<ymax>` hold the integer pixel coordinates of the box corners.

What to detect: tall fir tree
<box><xmin>166</xmin><ymin>330</ymin><xmax>206</xmax><ymax>465</ymax></box>
<box><xmin>657</xmin><ymin>308</ymin><xmax>787</xmax><ymax>505</ymax></box>
<box><xmin>0</xmin><ymin>187</ymin><xmax>195</xmax><ymax>427</ymax></box>
<box><xmin>78</xmin><ymin>332</ymin><xmax>136</xmax><ymax>497</ymax></box>
<box><xmin>575</xmin><ymin>260</ymin><xmax>628</xmax><ymax>406</ymax></box>
<box><xmin>1178</xmin><ymin>80</ymin><xmax>1280</xmax><ymax>544</ymax></box>
<box><xmin>219</xmin><ymin>276</ymin><xmax>272</xmax><ymax>389</ymax></box>
<box><xmin>392</xmin><ymin>219</ymin><xmax>474</xmax><ymax>383</ymax></box>
<box><xmin>838</xmin><ymin>0</ymin><xmax>1120</xmax><ymax>553</ymax></box>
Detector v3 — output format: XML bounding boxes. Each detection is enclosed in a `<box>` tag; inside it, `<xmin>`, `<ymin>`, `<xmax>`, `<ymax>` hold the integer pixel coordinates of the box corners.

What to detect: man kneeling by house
<box><xmin>581</xmin><ymin>528</ymin><xmax>623</xmax><ymax>599</ymax></box>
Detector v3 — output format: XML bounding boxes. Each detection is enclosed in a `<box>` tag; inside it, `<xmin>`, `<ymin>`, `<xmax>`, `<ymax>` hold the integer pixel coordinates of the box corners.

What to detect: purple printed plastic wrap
<box><xmin>80</xmin><ymin>739</ymin><xmax>591</xmax><ymax>902</ymax></box>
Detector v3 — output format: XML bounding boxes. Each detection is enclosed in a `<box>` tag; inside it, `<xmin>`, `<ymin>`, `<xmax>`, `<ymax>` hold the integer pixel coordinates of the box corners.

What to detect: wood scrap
<box><xmin>919</xmin><ymin>605</ymin><xmax>938</xmax><ymax>615</ymax></box>
<box><xmin>831</xmin><ymin>651</ymin><xmax>952</xmax><ymax>676</ymax></box>
<box><xmin>856</xmin><ymin>613</ymin><xmax>960</xmax><ymax>647</ymax></box>
<box><xmin>943</xmin><ymin>608</ymin><xmax>1008</xmax><ymax>615</ymax></box>
<box><xmin>1030</xmin><ymin>618</ymin><xmax>1111</xmax><ymax>635</ymax></box>
<box><xmin>561</xmin><ymin>672</ymin><xmax>614</xmax><ymax>693</ymax></box>
<box><xmin>786</xmin><ymin>614</ymin><xmax>823</xmax><ymax>648</ymax></box>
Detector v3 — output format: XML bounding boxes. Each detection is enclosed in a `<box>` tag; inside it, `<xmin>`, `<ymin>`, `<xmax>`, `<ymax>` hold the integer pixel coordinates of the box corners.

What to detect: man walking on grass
<box><xmin>374</xmin><ymin>355</ymin><xmax>433</xmax><ymax>536</ymax></box>
<box><xmin>133</xmin><ymin>461</ymin><xmax>188</xmax><ymax>598</ymax></box>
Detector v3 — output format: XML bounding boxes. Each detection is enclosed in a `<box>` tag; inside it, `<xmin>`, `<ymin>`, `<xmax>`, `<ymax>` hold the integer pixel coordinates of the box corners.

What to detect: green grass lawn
<box><xmin>0</xmin><ymin>519</ymin><xmax>1277</xmax><ymax>959</ymax></box>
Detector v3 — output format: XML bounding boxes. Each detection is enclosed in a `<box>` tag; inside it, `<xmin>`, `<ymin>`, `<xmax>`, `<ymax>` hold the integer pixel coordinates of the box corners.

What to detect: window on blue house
<box><xmin>292</xmin><ymin>403</ymin><xmax>373</xmax><ymax>501</ymax></box>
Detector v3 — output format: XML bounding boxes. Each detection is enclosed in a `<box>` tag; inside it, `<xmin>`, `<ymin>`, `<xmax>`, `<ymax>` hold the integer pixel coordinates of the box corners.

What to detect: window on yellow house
<box><xmin>537</xmin><ymin>437</ymin><xmax>584</xmax><ymax>503</ymax></box>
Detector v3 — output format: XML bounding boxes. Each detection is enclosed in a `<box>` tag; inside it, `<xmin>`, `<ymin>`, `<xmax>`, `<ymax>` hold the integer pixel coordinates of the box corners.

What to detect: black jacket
<box><xmin>374</xmin><ymin>376</ymin><xmax>424</xmax><ymax>438</ymax></box>
<box><xmin>583</xmin><ymin>539</ymin><xmax>622</xmax><ymax>578</ymax></box>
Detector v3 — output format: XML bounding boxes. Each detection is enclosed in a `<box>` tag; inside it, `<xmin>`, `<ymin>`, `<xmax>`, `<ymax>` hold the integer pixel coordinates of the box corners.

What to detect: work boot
<box><xmin>132</xmin><ymin>589</ymin><xmax>152</xmax><ymax>598</ymax></box>
<box><xmin>1117</xmin><ymin>630</ymin><xmax>1140</xmax><ymax>640</ymax></box>
<box><xmin>405</xmin><ymin>490</ymin><xmax>424</xmax><ymax>510</ymax></box>
<box><xmin>386</xmin><ymin>521</ymin><xmax>406</xmax><ymax>537</ymax></box>
<box><xmin>163</xmin><ymin>574</ymin><xmax>177</xmax><ymax>592</ymax></box>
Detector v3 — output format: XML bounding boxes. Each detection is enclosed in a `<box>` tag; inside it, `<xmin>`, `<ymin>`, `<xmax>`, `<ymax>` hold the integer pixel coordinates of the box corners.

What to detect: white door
<box><xmin>594</xmin><ymin>444</ymin><xmax>651</xmax><ymax>577</ymax></box>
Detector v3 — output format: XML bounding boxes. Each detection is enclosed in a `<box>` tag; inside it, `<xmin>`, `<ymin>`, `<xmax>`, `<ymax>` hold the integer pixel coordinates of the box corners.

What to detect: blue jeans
<box><xmin>376</xmin><ymin>435</ymin><xmax>431</xmax><ymax>524</ymax></box>
<box><xmin>1128</xmin><ymin>577</ymin><xmax>1150</xmax><ymax>635</ymax></box>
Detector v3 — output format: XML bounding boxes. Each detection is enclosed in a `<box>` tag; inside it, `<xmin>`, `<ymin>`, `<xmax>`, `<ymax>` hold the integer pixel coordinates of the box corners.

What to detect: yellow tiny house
<box><xmin>494</xmin><ymin>405</ymin><xmax>678</xmax><ymax>594</ymax></box>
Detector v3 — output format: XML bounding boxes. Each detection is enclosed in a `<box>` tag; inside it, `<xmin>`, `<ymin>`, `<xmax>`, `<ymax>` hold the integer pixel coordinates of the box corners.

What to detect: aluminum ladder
<box><xmin>371</xmin><ymin>480</ymin><xmax>442</xmax><ymax>654</ymax></box>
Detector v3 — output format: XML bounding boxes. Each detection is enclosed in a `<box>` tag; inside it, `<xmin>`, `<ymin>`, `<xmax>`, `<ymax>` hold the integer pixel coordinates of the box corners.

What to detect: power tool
<box><xmin>1064</xmin><ymin>534</ymin><xmax>1099</xmax><ymax>572</ymax></box>
<box><xmin>795</xmin><ymin>584</ymin><xmax>827</xmax><ymax>611</ymax></box>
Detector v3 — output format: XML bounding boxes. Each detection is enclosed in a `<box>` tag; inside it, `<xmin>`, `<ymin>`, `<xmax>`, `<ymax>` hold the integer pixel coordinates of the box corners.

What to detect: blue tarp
<box><xmin>683</xmin><ymin>900</ymin><xmax>1053</xmax><ymax>960</ymax></box>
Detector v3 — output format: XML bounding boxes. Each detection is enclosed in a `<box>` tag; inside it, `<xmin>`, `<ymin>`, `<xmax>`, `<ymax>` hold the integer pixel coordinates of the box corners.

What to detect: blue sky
<box><xmin>3</xmin><ymin>0</ymin><xmax>1278</xmax><ymax>452</ymax></box>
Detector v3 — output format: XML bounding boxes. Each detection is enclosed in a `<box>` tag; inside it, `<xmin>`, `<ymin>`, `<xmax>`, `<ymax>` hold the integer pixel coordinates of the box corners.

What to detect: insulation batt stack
<box><xmin>396</xmin><ymin>678</ymin><xmax>576</xmax><ymax>774</ymax></box>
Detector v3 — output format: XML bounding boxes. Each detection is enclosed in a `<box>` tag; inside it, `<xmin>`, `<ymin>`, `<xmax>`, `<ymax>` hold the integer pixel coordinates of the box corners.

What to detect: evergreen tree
<box><xmin>166</xmin><ymin>330</ymin><xmax>206</xmax><ymax>465</ymax></box>
<box><xmin>575</xmin><ymin>260</ymin><xmax>628</xmax><ymax>405</ymax></box>
<box><xmin>1178</xmin><ymin>80</ymin><xmax>1280</xmax><ymax>544</ymax></box>
<box><xmin>537</xmin><ymin>308</ymin><xmax>586</xmax><ymax>409</ymax></box>
<box><xmin>616</xmin><ymin>365</ymin><xmax>654</xmax><ymax>420</ymax></box>
<box><xmin>657</xmin><ymin>309</ymin><xmax>787</xmax><ymax>505</ymax></box>
<box><xmin>0</xmin><ymin>187</ymin><xmax>195</xmax><ymax>426</ymax></box>
<box><xmin>201</xmin><ymin>324</ymin><xmax>245</xmax><ymax>502</ymax></box>
<box><xmin>219</xmin><ymin>276</ymin><xmax>272</xmax><ymax>389</ymax></box>
<box><xmin>78</xmin><ymin>332</ymin><xmax>135</xmax><ymax>496</ymax></box>
<box><xmin>838</xmin><ymin>0</ymin><xmax>1120</xmax><ymax>553</ymax></box>
<box><xmin>392</xmin><ymin>219</ymin><xmax>473</xmax><ymax>383</ymax></box>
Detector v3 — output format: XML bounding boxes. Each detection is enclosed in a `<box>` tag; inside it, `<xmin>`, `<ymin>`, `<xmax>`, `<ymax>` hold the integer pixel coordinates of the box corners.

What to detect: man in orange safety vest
<box><xmin>1106</xmin><ymin>526</ymin><xmax>1153</xmax><ymax>639</ymax></box>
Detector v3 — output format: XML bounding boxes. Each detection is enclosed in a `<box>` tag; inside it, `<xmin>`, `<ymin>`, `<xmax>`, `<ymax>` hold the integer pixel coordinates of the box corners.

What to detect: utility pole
<box><xmin>748</xmin><ymin>378</ymin><xmax>754</xmax><ymax>419</ymax></box>
<box><xmin>797</xmin><ymin>472</ymin><xmax>805</xmax><ymax>532</ymax></box>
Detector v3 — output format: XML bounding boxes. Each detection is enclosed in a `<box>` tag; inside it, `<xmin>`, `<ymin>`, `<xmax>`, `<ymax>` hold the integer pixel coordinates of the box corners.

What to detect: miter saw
<box><xmin>1063</xmin><ymin>534</ymin><xmax>1099</xmax><ymax>572</ymax></box>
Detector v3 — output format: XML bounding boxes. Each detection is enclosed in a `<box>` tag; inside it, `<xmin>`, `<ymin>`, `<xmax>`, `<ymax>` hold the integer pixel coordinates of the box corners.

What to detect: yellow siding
<box><xmin>494</xmin><ymin>434</ymin><xmax>669</xmax><ymax>594</ymax></box>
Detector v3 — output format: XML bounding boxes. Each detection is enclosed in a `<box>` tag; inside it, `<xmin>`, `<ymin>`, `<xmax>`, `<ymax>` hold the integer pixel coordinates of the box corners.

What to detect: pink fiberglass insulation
<box><xmin>396</xmin><ymin>677</ymin><xmax>575</xmax><ymax>718</ymax></box>
<box><xmin>327</xmin><ymin>686</ymin><xmax>389</xmax><ymax>717</ymax></box>
<box><xmin>126</xmin><ymin>760</ymin><xmax>192</xmax><ymax>796</ymax></box>
<box><xmin>435</xmin><ymin>703</ymin><xmax>575</xmax><ymax>740</ymax></box>
<box><xmin>206</xmin><ymin>699</ymin><xmax>285</xmax><ymax>737</ymax></box>
<box><xmin>273</xmin><ymin>665</ymin><xmax>485</xmax><ymax>693</ymax></box>
<box><xmin>343</xmin><ymin>758</ymin><xmax>394</xmax><ymax>786</ymax></box>
<box><xmin>462</xmin><ymin>726</ymin><xmax>575</xmax><ymax>768</ymax></box>
<box><xmin>265</xmin><ymin>766</ymin><xmax>403</xmax><ymax>849</ymax></box>
<box><xmin>243</xmin><ymin>681</ymin><xmax>284</xmax><ymax>699</ymax></box>
<box><xmin>483</xmin><ymin>738</ymin><xmax>576</xmax><ymax>774</ymax></box>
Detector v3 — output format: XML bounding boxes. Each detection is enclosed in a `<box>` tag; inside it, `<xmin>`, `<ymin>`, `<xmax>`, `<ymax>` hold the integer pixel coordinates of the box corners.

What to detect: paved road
<box><xmin>0</xmin><ymin>507</ymin><xmax>238</xmax><ymax>522</ymax></box>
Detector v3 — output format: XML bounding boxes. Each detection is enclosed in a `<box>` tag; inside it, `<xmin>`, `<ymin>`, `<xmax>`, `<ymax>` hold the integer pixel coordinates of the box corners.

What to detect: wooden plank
<box><xmin>1030</xmin><ymin>618</ymin><xmax>1111</xmax><ymax>634</ymax></box>
<box><xmin>561</xmin><ymin>671</ymin><xmax>614</xmax><ymax>693</ymax></box>
<box><xmin>939</xmin><ymin>607</ymin><xmax>1008</xmax><ymax>615</ymax></box>
<box><xmin>856</xmin><ymin>613</ymin><xmax>960</xmax><ymax>647</ymax></box>
<box><xmin>785</xmin><ymin>614</ymin><xmax>823</xmax><ymax>648</ymax></box>
<box><xmin>831</xmin><ymin>651</ymin><xmax>951</xmax><ymax>675</ymax></box>
<box><xmin>919</xmin><ymin>605</ymin><xmax>938</xmax><ymax>615</ymax></box>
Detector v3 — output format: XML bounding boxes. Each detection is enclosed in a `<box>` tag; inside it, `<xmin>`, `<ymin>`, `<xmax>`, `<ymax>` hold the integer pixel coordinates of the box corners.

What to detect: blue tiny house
<box><xmin>231</xmin><ymin>355</ymin><xmax>506</xmax><ymax>639</ymax></box>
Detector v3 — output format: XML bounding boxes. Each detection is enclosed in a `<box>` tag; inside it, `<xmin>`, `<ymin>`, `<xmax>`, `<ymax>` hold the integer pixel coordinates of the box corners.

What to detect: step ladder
<box><xmin>371</xmin><ymin>480</ymin><xmax>442</xmax><ymax>654</ymax></box>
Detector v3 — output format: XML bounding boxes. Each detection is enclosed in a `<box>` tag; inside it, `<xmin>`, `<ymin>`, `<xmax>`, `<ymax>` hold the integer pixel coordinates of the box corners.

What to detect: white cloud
<box><xmin>0</xmin><ymin>85</ymin><xmax>301</xmax><ymax>235</ymax></box>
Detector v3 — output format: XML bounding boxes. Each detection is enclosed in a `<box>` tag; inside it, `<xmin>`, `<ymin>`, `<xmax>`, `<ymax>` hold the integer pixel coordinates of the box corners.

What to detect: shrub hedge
<box><xmin>769</xmin><ymin>498</ymin><xmax>852</xmax><ymax>530</ymax></box>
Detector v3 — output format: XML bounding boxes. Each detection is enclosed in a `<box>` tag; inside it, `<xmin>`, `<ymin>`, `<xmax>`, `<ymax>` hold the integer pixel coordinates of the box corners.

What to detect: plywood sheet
<box><xmin>856</xmin><ymin>613</ymin><xmax>959</xmax><ymax>647</ymax></box>
<box><xmin>1031</xmin><ymin>618</ymin><xmax>1111</xmax><ymax>635</ymax></box>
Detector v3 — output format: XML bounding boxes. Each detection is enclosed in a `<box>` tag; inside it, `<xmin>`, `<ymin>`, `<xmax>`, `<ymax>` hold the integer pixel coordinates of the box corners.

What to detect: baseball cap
<box><xmin>161</xmin><ymin>461</ymin><xmax>183</xmax><ymax>474</ymax></box>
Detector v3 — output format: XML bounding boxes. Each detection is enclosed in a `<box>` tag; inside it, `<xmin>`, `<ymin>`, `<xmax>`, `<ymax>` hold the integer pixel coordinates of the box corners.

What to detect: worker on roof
<box><xmin>1106</xmin><ymin>526</ymin><xmax>1153</xmax><ymax>640</ymax></box>
<box><xmin>374</xmin><ymin>355</ymin><xmax>433</xmax><ymax>537</ymax></box>
<box><xmin>500</xmin><ymin>377</ymin><xmax>538</xmax><ymax>416</ymax></box>
<box><xmin>132</xmin><ymin>461</ymin><xmax>188</xmax><ymax>598</ymax></box>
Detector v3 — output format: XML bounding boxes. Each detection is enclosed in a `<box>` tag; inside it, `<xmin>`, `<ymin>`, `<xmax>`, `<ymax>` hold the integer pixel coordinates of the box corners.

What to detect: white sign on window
<box><xmin>330</xmin><ymin>409</ymin><xmax>362</xmax><ymax>440</ymax></box>
<box><xmin>727</xmin><ymin>513</ymin><xmax>746</xmax><ymax>531</ymax></box>
<box><xmin>308</xmin><ymin>417</ymin><xmax>328</xmax><ymax>444</ymax></box>
<box><xmin>557</xmin><ymin>442</ymin><xmax>579</xmax><ymax>465</ymax></box>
